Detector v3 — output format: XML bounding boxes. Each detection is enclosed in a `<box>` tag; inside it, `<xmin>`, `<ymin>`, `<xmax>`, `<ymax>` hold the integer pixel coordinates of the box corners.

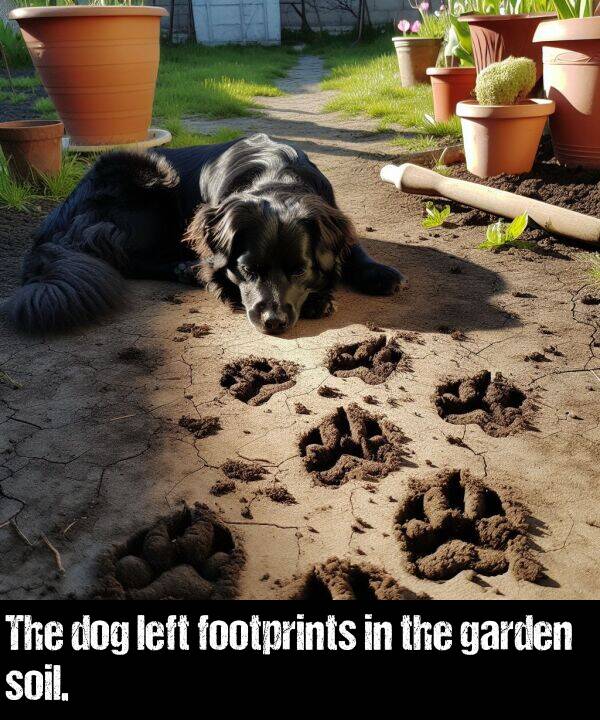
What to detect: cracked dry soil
<box><xmin>1</xmin><ymin>57</ymin><xmax>599</xmax><ymax>600</ymax></box>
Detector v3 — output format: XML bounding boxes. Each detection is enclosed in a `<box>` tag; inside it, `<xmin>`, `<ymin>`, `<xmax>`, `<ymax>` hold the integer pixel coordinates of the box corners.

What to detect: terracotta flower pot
<box><xmin>426</xmin><ymin>66</ymin><xmax>476</xmax><ymax>122</ymax></box>
<box><xmin>392</xmin><ymin>37</ymin><xmax>442</xmax><ymax>86</ymax></box>
<box><xmin>456</xmin><ymin>98</ymin><xmax>555</xmax><ymax>178</ymax></box>
<box><xmin>10</xmin><ymin>6</ymin><xmax>168</xmax><ymax>146</ymax></box>
<box><xmin>0</xmin><ymin>119</ymin><xmax>64</xmax><ymax>182</ymax></box>
<box><xmin>534</xmin><ymin>17</ymin><xmax>600</xmax><ymax>168</ymax></box>
<box><xmin>462</xmin><ymin>13</ymin><xmax>556</xmax><ymax>81</ymax></box>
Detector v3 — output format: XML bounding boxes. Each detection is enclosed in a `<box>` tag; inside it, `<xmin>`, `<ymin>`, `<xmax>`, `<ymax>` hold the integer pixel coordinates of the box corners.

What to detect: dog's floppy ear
<box><xmin>184</xmin><ymin>202</ymin><xmax>230</xmax><ymax>259</ymax></box>
<box><xmin>299</xmin><ymin>195</ymin><xmax>357</xmax><ymax>272</ymax></box>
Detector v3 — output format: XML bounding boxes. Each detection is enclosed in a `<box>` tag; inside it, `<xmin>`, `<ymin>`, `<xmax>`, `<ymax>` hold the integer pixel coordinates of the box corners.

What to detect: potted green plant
<box><xmin>456</xmin><ymin>56</ymin><xmax>555</xmax><ymax>177</ymax></box>
<box><xmin>393</xmin><ymin>2</ymin><xmax>448</xmax><ymax>86</ymax></box>
<box><xmin>9</xmin><ymin>2</ymin><xmax>168</xmax><ymax>147</ymax></box>
<box><xmin>427</xmin><ymin>7</ymin><xmax>477</xmax><ymax>122</ymax></box>
<box><xmin>461</xmin><ymin>1</ymin><xmax>556</xmax><ymax>81</ymax></box>
<box><xmin>534</xmin><ymin>3</ymin><xmax>600</xmax><ymax>167</ymax></box>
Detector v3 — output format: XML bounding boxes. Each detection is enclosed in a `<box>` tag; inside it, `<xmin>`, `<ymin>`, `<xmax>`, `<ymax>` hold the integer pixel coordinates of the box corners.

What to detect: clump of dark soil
<box><xmin>220</xmin><ymin>356</ymin><xmax>299</xmax><ymax>405</ymax></box>
<box><xmin>299</xmin><ymin>403</ymin><xmax>412</xmax><ymax>487</ymax></box>
<box><xmin>116</xmin><ymin>346</ymin><xmax>159</xmax><ymax>369</ymax></box>
<box><xmin>326</xmin><ymin>335</ymin><xmax>407</xmax><ymax>385</ymax></box>
<box><xmin>433</xmin><ymin>370</ymin><xmax>534</xmax><ymax>437</ymax></box>
<box><xmin>394</xmin><ymin>469</ymin><xmax>542</xmax><ymax>582</ymax></box>
<box><xmin>448</xmin><ymin>141</ymin><xmax>600</xmax><ymax>243</ymax></box>
<box><xmin>222</xmin><ymin>459</ymin><xmax>266</xmax><ymax>482</ymax></box>
<box><xmin>177</xmin><ymin>322</ymin><xmax>211</xmax><ymax>337</ymax></box>
<box><xmin>210</xmin><ymin>479</ymin><xmax>236</xmax><ymax>496</ymax></box>
<box><xmin>179</xmin><ymin>414</ymin><xmax>221</xmax><ymax>439</ymax></box>
<box><xmin>294</xmin><ymin>402</ymin><xmax>311</xmax><ymax>415</ymax></box>
<box><xmin>317</xmin><ymin>385</ymin><xmax>345</xmax><ymax>398</ymax></box>
<box><xmin>264</xmin><ymin>484</ymin><xmax>297</xmax><ymax>505</ymax></box>
<box><xmin>277</xmin><ymin>557</ymin><xmax>428</xmax><ymax>600</ymax></box>
<box><xmin>94</xmin><ymin>503</ymin><xmax>245</xmax><ymax>600</ymax></box>
<box><xmin>163</xmin><ymin>294</ymin><xmax>184</xmax><ymax>305</ymax></box>
<box><xmin>581</xmin><ymin>294</ymin><xmax>600</xmax><ymax>305</ymax></box>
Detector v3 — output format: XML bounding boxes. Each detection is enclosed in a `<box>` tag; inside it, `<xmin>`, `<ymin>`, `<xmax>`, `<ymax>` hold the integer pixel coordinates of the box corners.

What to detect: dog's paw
<box><xmin>301</xmin><ymin>292</ymin><xmax>335</xmax><ymax>320</ymax></box>
<box><xmin>353</xmin><ymin>263</ymin><xmax>407</xmax><ymax>296</ymax></box>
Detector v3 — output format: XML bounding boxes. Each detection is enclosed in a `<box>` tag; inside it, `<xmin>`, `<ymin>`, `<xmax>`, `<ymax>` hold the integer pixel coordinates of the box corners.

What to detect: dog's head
<box><xmin>186</xmin><ymin>192</ymin><xmax>356</xmax><ymax>334</ymax></box>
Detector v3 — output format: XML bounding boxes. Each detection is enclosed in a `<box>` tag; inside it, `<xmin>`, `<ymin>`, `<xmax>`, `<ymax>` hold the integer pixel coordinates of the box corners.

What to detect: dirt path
<box><xmin>0</xmin><ymin>57</ymin><xmax>598</xmax><ymax>600</ymax></box>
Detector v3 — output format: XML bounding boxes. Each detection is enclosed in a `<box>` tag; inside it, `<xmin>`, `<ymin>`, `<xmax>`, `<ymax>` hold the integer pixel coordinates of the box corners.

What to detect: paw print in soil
<box><xmin>433</xmin><ymin>370</ymin><xmax>534</xmax><ymax>437</ymax></box>
<box><xmin>299</xmin><ymin>402</ymin><xmax>412</xmax><ymax>487</ymax></box>
<box><xmin>277</xmin><ymin>557</ymin><xmax>428</xmax><ymax>600</ymax></box>
<box><xmin>94</xmin><ymin>503</ymin><xmax>244</xmax><ymax>600</ymax></box>
<box><xmin>220</xmin><ymin>356</ymin><xmax>299</xmax><ymax>405</ymax></box>
<box><xmin>326</xmin><ymin>334</ymin><xmax>408</xmax><ymax>385</ymax></box>
<box><xmin>394</xmin><ymin>469</ymin><xmax>542</xmax><ymax>582</ymax></box>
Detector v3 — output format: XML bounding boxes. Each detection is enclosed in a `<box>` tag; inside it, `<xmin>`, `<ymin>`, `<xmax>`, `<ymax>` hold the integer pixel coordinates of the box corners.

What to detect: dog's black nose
<box><xmin>263</xmin><ymin>315</ymin><xmax>287</xmax><ymax>334</ymax></box>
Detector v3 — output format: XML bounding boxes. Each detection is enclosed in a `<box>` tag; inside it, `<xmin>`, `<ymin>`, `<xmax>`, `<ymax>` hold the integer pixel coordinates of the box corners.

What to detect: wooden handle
<box><xmin>380</xmin><ymin>163</ymin><xmax>600</xmax><ymax>244</ymax></box>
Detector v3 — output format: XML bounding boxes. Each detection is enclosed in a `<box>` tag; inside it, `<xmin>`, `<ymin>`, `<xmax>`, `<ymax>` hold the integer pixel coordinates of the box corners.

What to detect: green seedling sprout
<box><xmin>478</xmin><ymin>213</ymin><xmax>533</xmax><ymax>251</ymax></box>
<box><xmin>422</xmin><ymin>201</ymin><xmax>451</xmax><ymax>229</ymax></box>
<box><xmin>587</xmin><ymin>252</ymin><xmax>600</xmax><ymax>284</ymax></box>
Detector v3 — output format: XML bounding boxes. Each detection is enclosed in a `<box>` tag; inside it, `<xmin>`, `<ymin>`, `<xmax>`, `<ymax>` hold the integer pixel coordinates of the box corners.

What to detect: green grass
<box><xmin>0</xmin><ymin>22</ymin><xmax>31</xmax><ymax>68</ymax></box>
<box><xmin>0</xmin><ymin>150</ymin><xmax>90</xmax><ymax>210</ymax></box>
<box><xmin>0</xmin><ymin>76</ymin><xmax>39</xmax><ymax>90</ymax></box>
<box><xmin>34</xmin><ymin>97</ymin><xmax>59</xmax><ymax>119</ymax></box>
<box><xmin>586</xmin><ymin>253</ymin><xmax>600</xmax><ymax>283</ymax></box>
<box><xmin>318</xmin><ymin>34</ymin><xmax>461</xmax><ymax>146</ymax></box>
<box><xmin>162</xmin><ymin>118</ymin><xmax>242</xmax><ymax>148</ymax></box>
<box><xmin>155</xmin><ymin>42</ymin><xmax>297</xmax><ymax>121</ymax></box>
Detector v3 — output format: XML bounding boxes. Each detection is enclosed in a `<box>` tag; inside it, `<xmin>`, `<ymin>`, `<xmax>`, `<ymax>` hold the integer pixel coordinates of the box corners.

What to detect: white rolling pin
<box><xmin>380</xmin><ymin>162</ymin><xmax>600</xmax><ymax>245</ymax></box>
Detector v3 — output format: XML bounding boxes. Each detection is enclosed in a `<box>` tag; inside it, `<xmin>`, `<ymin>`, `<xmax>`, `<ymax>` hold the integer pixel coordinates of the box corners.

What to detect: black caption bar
<box><xmin>1</xmin><ymin>600</ymin><xmax>595</xmax><ymax>705</ymax></box>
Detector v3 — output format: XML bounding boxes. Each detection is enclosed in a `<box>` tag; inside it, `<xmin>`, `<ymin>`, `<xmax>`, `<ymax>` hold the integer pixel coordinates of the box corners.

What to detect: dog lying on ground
<box><xmin>5</xmin><ymin>133</ymin><xmax>406</xmax><ymax>335</ymax></box>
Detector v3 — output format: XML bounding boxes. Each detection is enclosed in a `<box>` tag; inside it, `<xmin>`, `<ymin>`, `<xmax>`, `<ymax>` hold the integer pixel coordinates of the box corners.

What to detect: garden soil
<box><xmin>0</xmin><ymin>56</ymin><xmax>598</xmax><ymax>600</ymax></box>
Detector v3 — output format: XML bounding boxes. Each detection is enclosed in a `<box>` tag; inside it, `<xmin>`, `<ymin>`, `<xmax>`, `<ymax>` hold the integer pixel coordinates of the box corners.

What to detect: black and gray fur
<box><xmin>4</xmin><ymin>134</ymin><xmax>406</xmax><ymax>335</ymax></box>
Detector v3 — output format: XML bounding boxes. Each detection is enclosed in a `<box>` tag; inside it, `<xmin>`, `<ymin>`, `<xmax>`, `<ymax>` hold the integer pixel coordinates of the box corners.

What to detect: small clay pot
<box><xmin>426</xmin><ymin>66</ymin><xmax>476</xmax><ymax>122</ymax></box>
<box><xmin>456</xmin><ymin>98</ymin><xmax>555</xmax><ymax>178</ymax></box>
<box><xmin>0</xmin><ymin>120</ymin><xmax>64</xmax><ymax>182</ymax></box>
<box><xmin>462</xmin><ymin>13</ymin><xmax>556</xmax><ymax>81</ymax></box>
<box><xmin>392</xmin><ymin>37</ymin><xmax>442</xmax><ymax>86</ymax></box>
<box><xmin>534</xmin><ymin>17</ymin><xmax>600</xmax><ymax>168</ymax></box>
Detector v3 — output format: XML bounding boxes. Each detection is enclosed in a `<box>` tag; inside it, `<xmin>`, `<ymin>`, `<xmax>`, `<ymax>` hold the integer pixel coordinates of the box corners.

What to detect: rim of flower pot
<box><xmin>426</xmin><ymin>66</ymin><xmax>477</xmax><ymax>77</ymax></box>
<box><xmin>0</xmin><ymin>119</ymin><xmax>64</xmax><ymax>140</ymax></box>
<box><xmin>9</xmin><ymin>6</ymin><xmax>168</xmax><ymax>20</ymax></box>
<box><xmin>392</xmin><ymin>36</ymin><xmax>442</xmax><ymax>43</ymax></box>
<box><xmin>460</xmin><ymin>13</ymin><xmax>556</xmax><ymax>24</ymax></box>
<box><xmin>456</xmin><ymin>98</ymin><xmax>555</xmax><ymax>119</ymax></box>
<box><xmin>533</xmin><ymin>16</ymin><xmax>600</xmax><ymax>43</ymax></box>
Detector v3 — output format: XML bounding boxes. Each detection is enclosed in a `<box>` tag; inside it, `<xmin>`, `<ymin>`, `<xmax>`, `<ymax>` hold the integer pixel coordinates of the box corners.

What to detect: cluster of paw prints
<box><xmin>99</xmin><ymin>330</ymin><xmax>541</xmax><ymax>600</ymax></box>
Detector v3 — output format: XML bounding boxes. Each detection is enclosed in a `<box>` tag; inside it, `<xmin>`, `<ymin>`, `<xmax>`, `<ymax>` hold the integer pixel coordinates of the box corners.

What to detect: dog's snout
<box><xmin>262</xmin><ymin>311</ymin><xmax>288</xmax><ymax>335</ymax></box>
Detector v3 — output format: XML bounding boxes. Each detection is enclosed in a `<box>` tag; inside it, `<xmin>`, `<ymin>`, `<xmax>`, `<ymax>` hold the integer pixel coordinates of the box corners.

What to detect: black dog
<box><xmin>5</xmin><ymin>133</ymin><xmax>405</xmax><ymax>335</ymax></box>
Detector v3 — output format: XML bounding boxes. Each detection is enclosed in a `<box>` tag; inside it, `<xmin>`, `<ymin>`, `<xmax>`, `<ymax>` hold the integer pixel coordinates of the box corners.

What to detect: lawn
<box><xmin>316</xmin><ymin>33</ymin><xmax>461</xmax><ymax>150</ymax></box>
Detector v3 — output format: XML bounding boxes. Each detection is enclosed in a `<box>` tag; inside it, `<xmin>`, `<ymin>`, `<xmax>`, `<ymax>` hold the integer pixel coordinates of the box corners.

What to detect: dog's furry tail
<box><xmin>4</xmin><ymin>243</ymin><xmax>126</xmax><ymax>333</ymax></box>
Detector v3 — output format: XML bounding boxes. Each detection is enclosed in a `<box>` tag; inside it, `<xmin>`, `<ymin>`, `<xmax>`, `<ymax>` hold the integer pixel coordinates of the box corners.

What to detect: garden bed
<box><xmin>448</xmin><ymin>139</ymin><xmax>600</xmax><ymax>244</ymax></box>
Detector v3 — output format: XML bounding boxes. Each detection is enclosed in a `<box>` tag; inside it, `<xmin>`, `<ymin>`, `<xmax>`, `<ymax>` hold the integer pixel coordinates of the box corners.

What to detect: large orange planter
<box><xmin>426</xmin><ymin>66</ymin><xmax>476</xmax><ymax>122</ymax></box>
<box><xmin>9</xmin><ymin>6</ymin><xmax>168</xmax><ymax>146</ymax></box>
<box><xmin>456</xmin><ymin>98</ymin><xmax>555</xmax><ymax>178</ymax></box>
<box><xmin>534</xmin><ymin>17</ymin><xmax>600</xmax><ymax>168</ymax></box>
<box><xmin>463</xmin><ymin>13</ymin><xmax>556</xmax><ymax>81</ymax></box>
